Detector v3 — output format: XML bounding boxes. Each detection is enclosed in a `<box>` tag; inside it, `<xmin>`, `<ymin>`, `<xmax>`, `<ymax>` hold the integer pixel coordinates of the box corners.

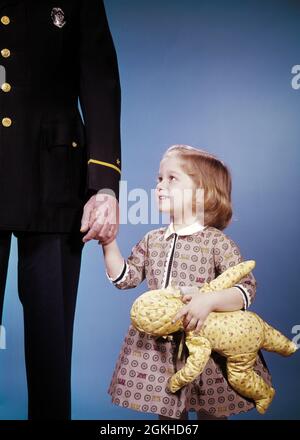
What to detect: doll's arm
<box><xmin>180</xmin><ymin>261</ymin><xmax>254</xmax><ymax>300</ymax></box>
<box><xmin>168</xmin><ymin>332</ymin><xmax>211</xmax><ymax>393</ymax></box>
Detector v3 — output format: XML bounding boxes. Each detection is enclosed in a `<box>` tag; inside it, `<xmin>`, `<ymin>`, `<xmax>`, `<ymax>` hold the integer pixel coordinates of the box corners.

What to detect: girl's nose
<box><xmin>156</xmin><ymin>181</ymin><xmax>166</xmax><ymax>190</ymax></box>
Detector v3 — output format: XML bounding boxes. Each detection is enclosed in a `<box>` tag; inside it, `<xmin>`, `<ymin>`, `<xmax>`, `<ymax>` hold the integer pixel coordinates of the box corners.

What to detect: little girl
<box><xmin>102</xmin><ymin>145</ymin><xmax>271</xmax><ymax>420</ymax></box>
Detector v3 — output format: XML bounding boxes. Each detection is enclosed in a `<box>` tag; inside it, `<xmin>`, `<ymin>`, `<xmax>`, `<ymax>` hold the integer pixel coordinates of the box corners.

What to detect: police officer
<box><xmin>0</xmin><ymin>0</ymin><xmax>121</xmax><ymax>419</ymax></box>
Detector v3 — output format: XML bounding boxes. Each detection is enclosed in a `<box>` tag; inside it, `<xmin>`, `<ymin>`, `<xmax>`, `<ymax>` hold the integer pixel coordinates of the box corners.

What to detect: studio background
<box><xmin>0</xmin><ymin>0</ymin><xmax>299</xmax><ymax>420</ymax></box>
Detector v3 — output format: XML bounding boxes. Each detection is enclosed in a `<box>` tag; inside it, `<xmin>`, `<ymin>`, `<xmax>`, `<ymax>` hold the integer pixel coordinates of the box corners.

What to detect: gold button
<box><xmin>1</xmin><ymin>16</ymin><xmax>10</xmax><ymax>25</ymax></box>
<box><xmin>1</xmin><ymin>48</ymin><xmax>10</xmax><ymax>58</ymax></box>
<box><xmin>1</xmin><ymin>82</ymin><xmax>11</xmax><ymax>93</ymax></box>
<box><xmin>2</xmin><ymin>117</ymin><xmax>12</xmax><ymax>127</ymax></box>
<box><xmin>72</xmin><ymin>141</ymin><xmax>78</xmax><ymax>148</ymax></box>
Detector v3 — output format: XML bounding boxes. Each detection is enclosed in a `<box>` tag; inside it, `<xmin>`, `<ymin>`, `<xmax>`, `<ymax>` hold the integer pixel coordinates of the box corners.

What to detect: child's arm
<box><xmin>102</xmin><ymin>239</ymin><xmax>125</xmax><ymax>280</ymax></box>
<box><xmin>206</xmin><ymin>287</ymin><xmax>244</xmax><ymax>311</ymax></box>
<box><xmin>174</xmin><ymin>288</ymin><xmax>244</xmax><ymax>332</ymax></box>
<box><xmin>102</xmin><ymin>233</ymin><xmax>149</xmax><ymax>290</ymax></box>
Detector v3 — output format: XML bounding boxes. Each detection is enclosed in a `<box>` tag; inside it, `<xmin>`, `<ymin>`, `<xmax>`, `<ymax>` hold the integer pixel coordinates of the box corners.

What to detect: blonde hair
<box><xmin>163</xmin><ymin>145</ymin><xmax>232</xmax><ymax>230</ymax></box>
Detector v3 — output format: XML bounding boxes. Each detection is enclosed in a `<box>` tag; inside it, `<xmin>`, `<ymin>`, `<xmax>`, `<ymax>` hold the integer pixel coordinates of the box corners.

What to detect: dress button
<box><xmin>1</xmin><ymin>16</ymin><xmax>10</xmax><ymax>25</ymax></box>
<box><xmin>1</xmin><ymin>82</ymin><xmax>11</xmax><ymax>93</ymax></box>
<box><xmin>1</xmin><ymin>48</ymin><xmax>10</xmax><ymax>58</ymax></box>
<box><xmin>2</xmin><ymin>117</ymin><xmax>12</xmax><ymax>127</ymax></box>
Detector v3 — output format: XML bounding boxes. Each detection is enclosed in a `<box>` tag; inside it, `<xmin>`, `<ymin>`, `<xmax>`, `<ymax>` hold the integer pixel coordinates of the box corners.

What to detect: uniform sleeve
<box><xmin>79</xmin><ymin>0</ymin><xmax>121</xmax><ymax>200</ymax></box>
<box><xmin>106</xmin><ymin>234</ymin><xmax>149</xmax><ymax>290</ymax></box>
<box><xmin>213</xmin><ymin>232</ymin><xmax>256</xmax><ymax>309</ymax></box>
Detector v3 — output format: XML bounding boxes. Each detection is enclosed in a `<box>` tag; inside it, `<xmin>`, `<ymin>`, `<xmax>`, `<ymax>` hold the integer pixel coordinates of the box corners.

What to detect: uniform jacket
<box><xmin>0</xmin><ymin>0</ymin><xmax>121</xmax><ymax>232</ymax></box>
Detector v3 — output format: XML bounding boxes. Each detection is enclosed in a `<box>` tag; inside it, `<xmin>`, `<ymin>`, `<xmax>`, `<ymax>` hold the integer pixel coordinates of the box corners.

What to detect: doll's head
<box><xmin>130</xmin><ymin>286</ymin><xmax>184</xmax><ymax>337</ymax></box>
<box><xmin>156</xmin><ymin>145</ymin><xmax>232</xmax><ymax>230</ymax></box>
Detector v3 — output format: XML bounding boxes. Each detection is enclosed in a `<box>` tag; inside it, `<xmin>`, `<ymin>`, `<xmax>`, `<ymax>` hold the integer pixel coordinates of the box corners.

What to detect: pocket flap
<box><xmin>42</xmin><ymin>117</ymin><xmax>85</xmax><ymax>148</ymax></box>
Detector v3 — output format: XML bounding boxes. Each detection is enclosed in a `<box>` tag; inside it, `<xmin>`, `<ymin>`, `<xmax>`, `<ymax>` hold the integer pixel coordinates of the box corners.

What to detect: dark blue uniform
<box><xmin>0</xmin><ymin>0</ymin><xmax>121</xmax><ymax>419</ymax></box>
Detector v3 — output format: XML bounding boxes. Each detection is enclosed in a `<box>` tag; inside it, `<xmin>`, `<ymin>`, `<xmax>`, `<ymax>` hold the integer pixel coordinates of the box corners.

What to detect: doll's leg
<box><xmin>226</xmin><ymin>353</ymin><xmax>275</xmax><ymax>414</ymax></box>
<box><xmin>261</xmin><ymin>320</ymin><xmax>297</xmax><ymax>356</ymax></box>
<box><xmin>168</xmin><ymin>335</ymin><xmax>211</xmax><ymax>393</ymax></box>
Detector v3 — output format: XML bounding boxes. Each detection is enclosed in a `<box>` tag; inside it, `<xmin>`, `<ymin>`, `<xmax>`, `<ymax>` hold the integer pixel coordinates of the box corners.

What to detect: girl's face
<box><xmin>155</xmin><ymin>155</ymin><xmax>196</xmax><ymax>221</ymax></box>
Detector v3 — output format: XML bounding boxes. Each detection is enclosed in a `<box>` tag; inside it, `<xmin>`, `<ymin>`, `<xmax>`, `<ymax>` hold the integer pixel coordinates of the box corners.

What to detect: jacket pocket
<box><xmin>39</xmin><ymin>117</ymin><xmax>87</xmax><ymax>206</ymax></box>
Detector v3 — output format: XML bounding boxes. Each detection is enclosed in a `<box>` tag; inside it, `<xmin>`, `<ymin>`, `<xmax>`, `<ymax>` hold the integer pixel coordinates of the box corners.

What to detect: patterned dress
<box><xmin>107</xmin><ymin>222</ymin><xmax>271</xmax><ymax>418</ymax></box>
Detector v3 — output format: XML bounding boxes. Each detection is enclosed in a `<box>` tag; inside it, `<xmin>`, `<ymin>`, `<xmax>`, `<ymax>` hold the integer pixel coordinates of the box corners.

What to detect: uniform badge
<box><xmin>51</xmin><ymin>7</ymin><xmax>66</xmax><ymax>28</ymax></box>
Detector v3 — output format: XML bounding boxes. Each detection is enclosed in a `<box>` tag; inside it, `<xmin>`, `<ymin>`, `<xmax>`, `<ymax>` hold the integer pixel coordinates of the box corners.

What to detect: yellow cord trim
<box><xmin>88</xmin><ymin>159</ymin><xmax>121</xmax><ymax>174</ymax></box>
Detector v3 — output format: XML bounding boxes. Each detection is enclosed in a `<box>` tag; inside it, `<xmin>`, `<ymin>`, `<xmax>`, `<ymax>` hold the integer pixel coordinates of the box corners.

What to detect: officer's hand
<box><xmin>80</xmin><ymin>193</ymin><xmax>119</xmax><ymax>244</ymax></box>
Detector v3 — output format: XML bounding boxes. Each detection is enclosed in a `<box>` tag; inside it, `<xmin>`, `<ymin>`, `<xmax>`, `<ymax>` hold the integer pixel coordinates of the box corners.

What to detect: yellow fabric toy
<box><xmin>130</xmin><ymin>261</ymin><xmax>297</xmax><ymax>414</ymax></box>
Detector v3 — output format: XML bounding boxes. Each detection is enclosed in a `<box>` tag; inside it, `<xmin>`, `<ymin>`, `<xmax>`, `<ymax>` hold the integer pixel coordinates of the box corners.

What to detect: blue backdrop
<box><xmin>0</xmin><ymin>0</ymin><xmax>299</xmax><ymax>420</ymax></box>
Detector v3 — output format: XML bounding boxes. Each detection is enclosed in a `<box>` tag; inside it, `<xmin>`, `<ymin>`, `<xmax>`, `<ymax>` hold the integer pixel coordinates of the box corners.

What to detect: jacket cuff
<box><xmin>88</xmin><ymin>159</ymin><xmax>121</xmax><ymax>200</ymax></box>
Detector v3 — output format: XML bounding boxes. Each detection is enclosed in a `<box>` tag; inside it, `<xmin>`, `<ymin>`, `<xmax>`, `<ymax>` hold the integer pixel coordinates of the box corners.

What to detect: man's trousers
<box><xmin>0</xmin><ymin>231</ymin><xmax>83</xmax><ymax>420</ymax></box>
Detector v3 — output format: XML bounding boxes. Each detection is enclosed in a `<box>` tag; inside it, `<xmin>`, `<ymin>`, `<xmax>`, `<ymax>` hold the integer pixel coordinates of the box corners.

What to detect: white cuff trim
<box><xmin>106</xmin><ymin>260</ymin><xmax>129</xmax><ymax>285</ymax></box>
<box><xmin>234</xmin><ymin>284</ymin><xmax>252</xmax><ymax>310</ymax></box>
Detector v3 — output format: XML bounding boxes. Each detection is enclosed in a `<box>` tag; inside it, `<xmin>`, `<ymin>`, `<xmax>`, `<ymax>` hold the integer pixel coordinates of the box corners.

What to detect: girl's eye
<box><xmin>156</xmin><ymin>175</ymin><xmax>176</xmax><ymax>183</ymax></box>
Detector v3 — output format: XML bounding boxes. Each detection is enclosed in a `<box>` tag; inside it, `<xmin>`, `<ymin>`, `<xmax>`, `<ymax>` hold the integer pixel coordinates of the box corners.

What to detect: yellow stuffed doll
<box><xmin>130</xmin><ymin>261</ymin><xmax>297</xmax><ymax>414</ymax></box>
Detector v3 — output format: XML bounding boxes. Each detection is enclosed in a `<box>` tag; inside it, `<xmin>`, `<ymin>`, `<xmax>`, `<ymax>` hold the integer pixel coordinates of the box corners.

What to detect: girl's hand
<box><xmin>179</xmin><ymin>285</ymin><xmax>199</xmax><ymax>304</ymax></box>
<box><xmin>172</xmin><ymin>292</ymin><xmax>215</xmax><ymax>333</ymax></box>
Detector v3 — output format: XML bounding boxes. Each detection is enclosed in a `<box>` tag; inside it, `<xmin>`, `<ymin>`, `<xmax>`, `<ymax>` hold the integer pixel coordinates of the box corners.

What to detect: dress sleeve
<box><xmin>213</xmin><ymin>232</ymin><xmax>256</xmax><ymax>309</ymax></box>
<box><xmin>106</xmin><ymin>233</ymin><xmax>148</xmax><ymax>290</ymax></box>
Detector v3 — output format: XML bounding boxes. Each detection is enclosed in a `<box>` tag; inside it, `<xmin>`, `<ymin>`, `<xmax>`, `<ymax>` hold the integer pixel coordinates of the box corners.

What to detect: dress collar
<box><xmin>164</xmin><ymin>221</ymin><xmax>206</xmax><ymax>239</ymax></box>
